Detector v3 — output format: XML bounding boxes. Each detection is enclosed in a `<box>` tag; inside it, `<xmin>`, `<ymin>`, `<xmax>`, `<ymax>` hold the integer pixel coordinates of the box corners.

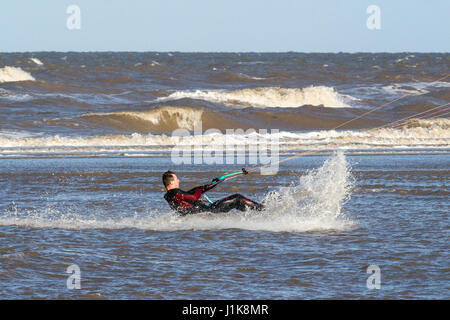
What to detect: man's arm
<box><xmin>174</xmin><ymin>188</ymin><xmax>203</xmax><ymax>202</ymax></box>
<box><xmin>186</xmin><ymin>179</ymin><xmax>219</xmax><ymax>195</ymax></box>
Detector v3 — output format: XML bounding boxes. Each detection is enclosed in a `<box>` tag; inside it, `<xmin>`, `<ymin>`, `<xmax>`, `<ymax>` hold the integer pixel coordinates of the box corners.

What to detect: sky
<box><xmin>0</xmin><ymin>0</ymin><xmax>449</xmax><ymax>52</ymax></box>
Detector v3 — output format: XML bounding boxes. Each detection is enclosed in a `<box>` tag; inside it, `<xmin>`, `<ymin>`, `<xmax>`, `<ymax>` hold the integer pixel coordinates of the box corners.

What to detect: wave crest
<box><xmin>157</xmin><ymin>86</ymin><xmax>352</xmax><ymax>108</ymax></box>
<box><xmin>0</xmin><ymin>66</ymin><xmax>35</xmax><ymax>83</ymax></box>
<box><xmin>79</xmin><ymin>106</ymin><xmax>204</xmax><ymax>131</ymax></box>
<box><xmin>1</xmin><ymin>118</ymin><xmax>448</xmax><ymax>156</ymax></box>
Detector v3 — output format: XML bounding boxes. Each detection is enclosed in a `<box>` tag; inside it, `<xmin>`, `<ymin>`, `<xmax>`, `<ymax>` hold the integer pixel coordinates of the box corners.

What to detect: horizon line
<box><xmin>1</xmin><ymin>50</ymin><xmax>449</xmax><ymax>54</ymax></box>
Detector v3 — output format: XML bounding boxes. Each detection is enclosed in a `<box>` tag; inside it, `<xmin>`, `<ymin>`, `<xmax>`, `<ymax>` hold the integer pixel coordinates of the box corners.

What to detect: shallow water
<box><xmin>0</xmin><ymin>152</ymin><xmax>448</xmax><ymax>299</ymax></box>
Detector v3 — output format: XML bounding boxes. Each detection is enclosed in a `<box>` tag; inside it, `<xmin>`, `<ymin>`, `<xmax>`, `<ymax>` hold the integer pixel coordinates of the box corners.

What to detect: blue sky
<box><xmin>0</xmin><ymin>0</ymin><xmax>449</xmax><ymax>52</ymax></box>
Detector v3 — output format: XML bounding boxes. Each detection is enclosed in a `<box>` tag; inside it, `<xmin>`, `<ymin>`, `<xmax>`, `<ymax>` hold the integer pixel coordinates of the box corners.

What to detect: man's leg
<box><xmin>210</xmin><ymin>194</ymin><xmax>264</xmax><ymax>213</ymax></box>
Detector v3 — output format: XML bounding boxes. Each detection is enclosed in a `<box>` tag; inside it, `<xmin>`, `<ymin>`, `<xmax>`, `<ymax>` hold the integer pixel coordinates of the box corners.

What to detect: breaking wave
<box><xmin>156</xmin><ymin>86</ymin><xmax>352</xmax><ymax>108</ymax></box>
<box><xmin>1</xmin><ymin>118</ymin><xmax>448</xmax><ymax>156</ymax></box>
<box><xmin>78</xmin><ymin>106</ymin><xmax>204</xmax><ymax>132</ymax></box>
<box><xmin>29</xmin><ymin>58</ymin><xmax>44</xmax><ymax>66</ymax></box>
<box><xmin>0</xmin><ymin>66</ymin><xmax>35</xmax><ymax>83</ymax></box>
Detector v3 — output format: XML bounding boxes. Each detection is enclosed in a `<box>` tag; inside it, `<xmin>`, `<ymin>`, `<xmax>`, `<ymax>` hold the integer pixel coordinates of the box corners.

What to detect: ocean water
<box><xmin>0</xmin><ymin>52</ymin><xmax>449</xmax><ymax>299</ymax></box>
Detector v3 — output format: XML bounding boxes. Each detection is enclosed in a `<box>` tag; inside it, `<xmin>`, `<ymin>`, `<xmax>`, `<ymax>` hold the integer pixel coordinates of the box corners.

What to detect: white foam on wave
<box><xmin>237</xmin><ymin>61</ymin><xmax>267</xmax><ymax>65</ymax></box>
<box><xmin>0</xmin><ymin>118</ymin><xmax>448</xmax><ymax>155</ymax></box>
<box><xmin>0</xmin><ymin>88</ymin><xmax>32</xmax><ymax>102</ymax></box>
<box><xmin>29</xmin><ymin>58</ymin><xmax>44</xmax><ymax>66</ymax></box>
<box><xmin>237</xmin><ymin>73</ymin><xmax>266</xmax><ymax>80</ymax></box>
<box><xmin>382</xmin><ymin>83</ymin><xmax>430</xmax><ymax>96</ymax></box>
<box><xmin>0</xmin><ymin>153</ymin><xmax>355</xmax><ymax>232</ymax></box>
<box><xmin>0</xmin><ymin>130</ymin><xmax>42</xmax><ymax>139</ymax></box>
<box><xmin>0</xmin><ymin>66</ymin><xmax>35</xmax><ymax>83</ymax></box>
<box><xmin>395</xmin><ymin>54</ymin><xmax>415</xmax><ymax>63</ymax></box>
<box><xmin>156</xmin><ymin>86</ymin><xmax>352</xmax><ymax>108</ymax></box>
<box><xmin>346</xmin><ymin>81</ymin><xmax>450</xmax><ymax>100</ymax></box>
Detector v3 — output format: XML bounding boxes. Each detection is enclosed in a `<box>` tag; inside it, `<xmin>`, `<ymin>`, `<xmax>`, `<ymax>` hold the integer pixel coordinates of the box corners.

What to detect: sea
<box><xmin>0</xmin><ymin>52</ymin><xmax>448</xmax><ymax>299</ymax></box>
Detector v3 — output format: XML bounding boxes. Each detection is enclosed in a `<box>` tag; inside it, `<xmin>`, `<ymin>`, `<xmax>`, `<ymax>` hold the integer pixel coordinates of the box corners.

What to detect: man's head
<box><xmin>162</xmin><ymin>170</ymin><xmax>179</xmax><ymax>190</ymax></box>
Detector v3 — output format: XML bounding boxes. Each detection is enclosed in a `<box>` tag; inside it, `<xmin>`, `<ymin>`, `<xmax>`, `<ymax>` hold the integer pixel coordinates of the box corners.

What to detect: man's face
<box><xmin>170</xmin><ymin>174</ymin><xmax>180</xmax><ymax>189</ymax></box>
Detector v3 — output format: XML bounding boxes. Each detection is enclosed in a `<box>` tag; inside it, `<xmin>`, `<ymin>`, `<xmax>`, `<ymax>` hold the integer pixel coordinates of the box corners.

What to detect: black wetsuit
<box><xmin>164</xmin><ymin>182</ymin><xmax>264</xmax><ymax>216</ymax></box>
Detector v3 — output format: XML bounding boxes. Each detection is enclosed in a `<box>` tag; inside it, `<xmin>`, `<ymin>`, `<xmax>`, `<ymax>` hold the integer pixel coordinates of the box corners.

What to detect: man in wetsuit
<box><xmin>162</xmin><ymin>171</ymin><xmax>264</xmax><ymax>215</ymax></box>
